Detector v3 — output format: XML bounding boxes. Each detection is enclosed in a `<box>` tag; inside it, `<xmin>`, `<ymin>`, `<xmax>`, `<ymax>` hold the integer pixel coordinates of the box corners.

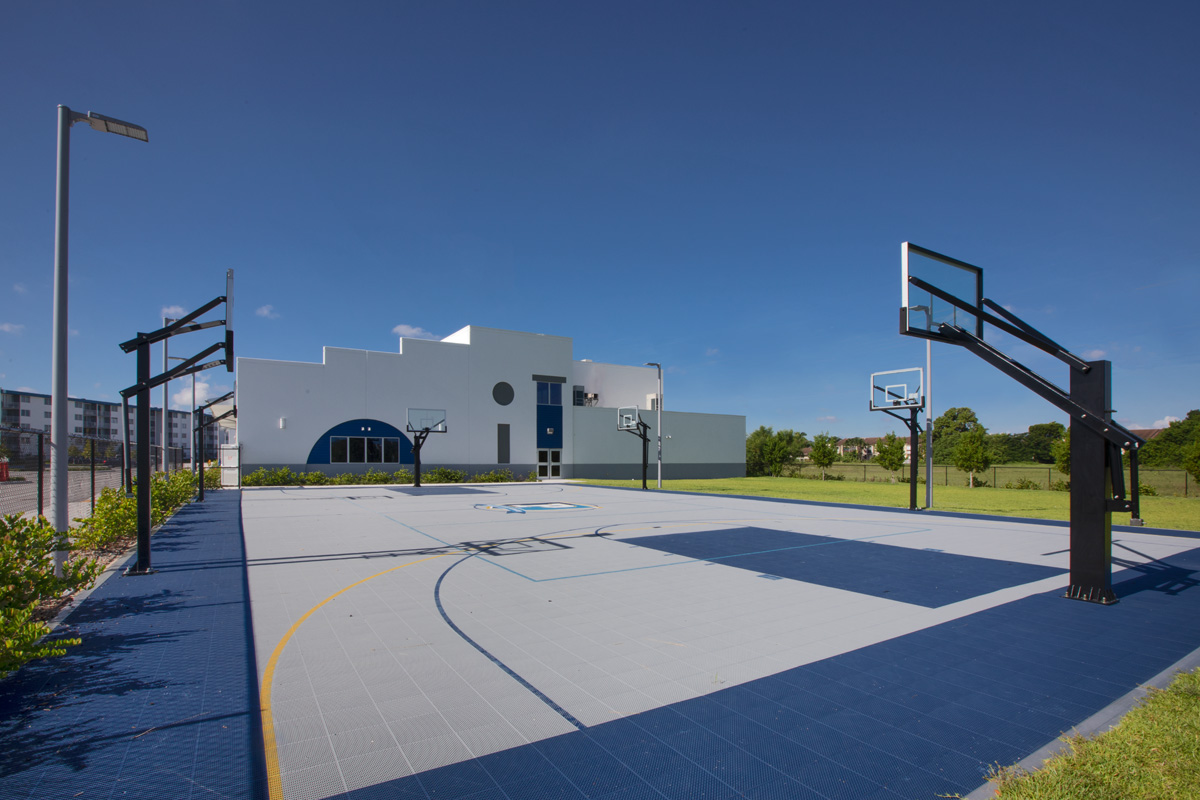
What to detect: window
<box><xmin>45</xmin><ymin>412</ymin><xmax>52</xmax><ymax>418</ymax></box>
<box><xmin>330</xmin><ymin>436</ymin><xmax>402</xmax><ymax>464</ymax></box>
<box><xmin>573</xmin><ymin>386</ymin><xmax>585</xmax><ymax>406</ymax></box>
<box><xmin>75</xmin><ymin>414</ymin><xmax>82</xmax><ymax>420</ymax></box>
<box><xmin>20</xmin><ymin>409</ymin><xmax>29</xmax><ymax>416</ymax></box>
<box><xmin>540</xmin><ymin>383</ymin><xmax>561</xmax><ymax>407</ymax></box>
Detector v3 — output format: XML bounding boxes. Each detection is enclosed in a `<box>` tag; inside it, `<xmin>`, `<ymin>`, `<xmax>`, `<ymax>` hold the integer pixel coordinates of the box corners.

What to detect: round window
<box><xmin>492</xmin><ymin>381</ymin><xmax>514</xmax><ymax>406</ymax></box>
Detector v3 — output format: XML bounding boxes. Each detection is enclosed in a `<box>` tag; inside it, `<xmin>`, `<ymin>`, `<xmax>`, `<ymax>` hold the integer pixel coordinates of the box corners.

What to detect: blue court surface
<box><xmin>1</xmin><ymin>483</ymin><xmax>1198</xmax><ymax>800</ymax></box>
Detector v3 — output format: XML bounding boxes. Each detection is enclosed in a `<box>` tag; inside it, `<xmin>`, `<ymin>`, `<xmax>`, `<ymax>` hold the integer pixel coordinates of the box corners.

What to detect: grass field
<box><xmin>581</xmin><ymin>477</ymin><xmax>1200</xmax><ymax>532</ymax></box>
<box><xmin>983</xmin><ymin>667</ymin><xmax>1200</xmax><ymax>799</ymax></box>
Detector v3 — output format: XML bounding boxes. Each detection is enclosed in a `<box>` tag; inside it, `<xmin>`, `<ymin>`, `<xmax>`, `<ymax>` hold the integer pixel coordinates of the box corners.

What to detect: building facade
<box><xmin>236</xmin><ymin>326</ymin><xmax>745</xmax><ymax>479</ymax></box>
<box><xmin>0</xmin><ymin>388</ymin><xmax>218</xmax><ymax>461</ymax></box>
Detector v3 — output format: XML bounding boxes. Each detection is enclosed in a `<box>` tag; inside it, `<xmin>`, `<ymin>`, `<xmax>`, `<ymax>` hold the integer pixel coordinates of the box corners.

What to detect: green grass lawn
<box><xmin>580</xmin><ymin>477</ymin><xmax>1200</xmax><ymax>532</ymax></box>
<box><xmin>982</xmin><ymin>667</ymin><xmax>1200</xmax><ymax>799</ymax></box>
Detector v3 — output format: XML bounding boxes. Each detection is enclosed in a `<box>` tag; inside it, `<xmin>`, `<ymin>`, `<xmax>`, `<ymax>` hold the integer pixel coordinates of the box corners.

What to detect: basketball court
<box><xmin>241</xmin><ymin>482</ymin><xmax>1200</xmax><ymax>800</ymax></box>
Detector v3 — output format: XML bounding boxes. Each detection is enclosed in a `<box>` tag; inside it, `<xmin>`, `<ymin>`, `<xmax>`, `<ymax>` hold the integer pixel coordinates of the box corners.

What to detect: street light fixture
<box><xmin>51</xmin><ymin>105</ymin><xmax>147</xmax><ymax>576</ymax></box>
<box><xmin>644</xmin><ymin>362</ymin><xmax>662</xmax><ymax>488</ymax></box>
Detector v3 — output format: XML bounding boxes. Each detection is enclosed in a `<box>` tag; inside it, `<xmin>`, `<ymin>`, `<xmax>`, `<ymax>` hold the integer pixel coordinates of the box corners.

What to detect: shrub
<box><xmin>1004</xmin><ymin>477</ymin><xmax>1043</xmax><ymax>490</ymax></box>
<box><xmin>422</xmin><ymin>467</ymin><xmax>466</xmax><ymax>483</ymax></box>
<box><xmin>1</xmin><ymin>514</ymin><xmax>101</xmax><ymax>678</ymax></box>
<box><xmin>525</xmin><ymin>471</ymin><xmax>539</xmax><ymax>482</ymax></box>
<box><xmin>391</xmin><ymin>469</ymin><xmax>414</xmax><ymax>484</ymax></box>
<box><xmin>362</xmin><ymin>468</ymin><xmax>393</xmax><ymax>484</ymax></box>
<box><xmin>1050</xmin><ymin>479</ymin><xmax>1071</xmax><ymax>492</ymax></box>
<box><xmin>299</xmin><ymin>471</ymin><xmax>329</xmax><ymax>485</ymax></box>
<box><xmin>1139</xmin><ymin>482</ymin><xmax>1158</xmax><ymax>497</ymax></box>
<box><xmin>798</xmin><ymin>471</ymin><xmax>845</xmax><ymax>481</ymax></box>
<box><xmin>74</xmin><ymin>487</ymin><xmax>137</xmax><ymax>550</ymax></box>
<box><xmin>470</xmin><ymin>468</ymin><xmax>514</xmax><ymax>483</ymax></box>
<box><xmin>203</xmin><ymin>468</ymin><xmax>222</xmax><ymax>490</ymax></box>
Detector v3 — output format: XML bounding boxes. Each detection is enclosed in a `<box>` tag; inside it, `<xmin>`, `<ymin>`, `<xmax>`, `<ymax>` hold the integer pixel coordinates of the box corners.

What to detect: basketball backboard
<box><xmin>870</xmin><ymin>368</ymin><xmax>924</xmax><ymax>412</ymax></box>
<box><xmin>901</xmin><ymin>242</ymin><xmax>983</xmax><ymax>340</ymax></box>
<box><xmin>406</xmin><ymin>408</ymin><xmax>447</xmax><ymax>433</ymax></box>
<box><xmin>617</xmin><ymin>406</ymin><xmax>640</xmax><ymax>431</ymax></box>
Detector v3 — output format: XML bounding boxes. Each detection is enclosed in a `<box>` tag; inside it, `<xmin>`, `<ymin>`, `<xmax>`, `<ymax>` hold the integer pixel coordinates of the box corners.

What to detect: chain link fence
<box><xmin>0</xmin><ymin>425</ymin><xmax>186</xmax><ymax>520</ymax></box>
<box><xmin>783</xmin><ymin>460</ymin><xmax>1192</xmax><ymax>496</ymax></box>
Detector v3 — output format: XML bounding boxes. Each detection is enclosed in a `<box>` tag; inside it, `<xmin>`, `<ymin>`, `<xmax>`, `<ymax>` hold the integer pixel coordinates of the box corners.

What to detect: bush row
<box><xmin>2</xmin><ymin>470</ymin><xmax>201</xmax><ymax>678</ymax></box>
<box><xmin>241</xmin><ymin>466</ymin><xmax>537</xmax><ymax>487</ymax></box>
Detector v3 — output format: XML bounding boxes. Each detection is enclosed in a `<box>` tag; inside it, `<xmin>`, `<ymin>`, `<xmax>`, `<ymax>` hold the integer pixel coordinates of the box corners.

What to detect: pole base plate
<box><xmin>1063</xmin><ymin>584</ymin><xmax>1118</xmax><ymax>605</ymax></box>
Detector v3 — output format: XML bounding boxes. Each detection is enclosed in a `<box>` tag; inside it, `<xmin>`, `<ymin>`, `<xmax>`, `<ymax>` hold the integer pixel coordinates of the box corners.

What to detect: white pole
<box><xmin>162</xmin><ymin>317</ymin><xmax>170</xmax><ymax>473</ymax></box>
<box><xmin>50</xmin><ymin>105</ymin><xmax>72</xmax><ymax>578</ymax></box>
<box><xmin>656</xmin><ymin>366</ymin><xmax>663</xmax><ymax>488</ymax></box>
<box><xmin>926</xmin><ymin>338</ymin><xmax>933</xmax><ymax>509</ymax></box>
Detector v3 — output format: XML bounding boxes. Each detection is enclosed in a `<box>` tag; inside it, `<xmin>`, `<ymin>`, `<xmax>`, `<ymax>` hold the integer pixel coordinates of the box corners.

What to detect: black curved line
<box><xmin>433</xmin><ymin>555</ymin><xmax>586</xmax><ymax>730</ymax></box>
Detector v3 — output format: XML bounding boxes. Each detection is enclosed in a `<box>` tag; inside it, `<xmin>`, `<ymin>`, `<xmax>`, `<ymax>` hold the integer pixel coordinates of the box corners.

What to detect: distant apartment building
<box><xmin>0</xmin><ymin>388</ymin><xmax>221</xmax><ymax>460</ymax></box>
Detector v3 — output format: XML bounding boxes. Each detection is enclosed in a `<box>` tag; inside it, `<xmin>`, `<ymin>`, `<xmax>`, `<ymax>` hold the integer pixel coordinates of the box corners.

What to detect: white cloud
<box><xmin>0</xmin><ymin>323</ymin><xmax>24</xmax><ymax>334</ymax></box>
<box><xmin>817</xmin><ymin>415</ymin><xmax>839</xmax><ymax>423</ymax></box>
<box><xmin>393</xmin><ymin>324</ymin><xmax>437</xmax><ymax>340</ymax></box>
<box><xmin>162</xmin><ymin>305</ymin><xmax>186</xmax><ymax>319</ymax></box>
<box><xmin>13</xmin><ymin>283</ymin><xmax>27</xmax><ymax>295</ymax></box>
<box><xmin>70</xmin><ymin>328</ymin><xmax>80</xmax><ymax>337</ymax></box>
<box><xmin>1081</xmin><ymin>349</ymin><xmax>1107</xmax><ymax>360</ymax></box>
<box><xmin>256</xmin><ymin>304</ymin><xmax>281</xmax><ymax>320</ymax></box>
<box><xmin>171</xmin><ymin>379</ymin><xmax>230</xmax><ymax>410</ymax></box>
<box><xmin>1153</xmin><ymin>416</ymin><xmax>1180</xmax><ymax>429</ymax></box>
<box><xmin>16</xmin><ymin>386</ymin><xmax>36</xmax><ymax>393</ymax></box>
<box><xmin>705</xmin><ymin>347</ymin><xmax>720</xmax><ymax>357</ymax></box>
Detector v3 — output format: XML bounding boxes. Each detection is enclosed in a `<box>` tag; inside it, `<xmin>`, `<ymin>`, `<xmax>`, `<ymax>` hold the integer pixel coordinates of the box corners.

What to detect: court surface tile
<box><xmin>241</xmin><ymin>482</ymin><xmax>1200</xmax><ymax>800</ymax></box>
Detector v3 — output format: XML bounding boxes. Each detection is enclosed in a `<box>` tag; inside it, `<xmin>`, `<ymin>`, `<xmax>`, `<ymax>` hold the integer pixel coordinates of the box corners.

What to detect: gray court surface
<box><xmin>241</xmin><ymin>483</ymin><xmax>1200</xmax><ymax>800</ymax></box>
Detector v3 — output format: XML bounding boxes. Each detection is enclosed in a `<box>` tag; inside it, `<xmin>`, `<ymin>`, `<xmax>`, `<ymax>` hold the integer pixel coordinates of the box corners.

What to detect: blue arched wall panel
<box><xmin>306</xmin><ymin>419</ymin><xmax>414</xmax><ymax>465</ymax></box>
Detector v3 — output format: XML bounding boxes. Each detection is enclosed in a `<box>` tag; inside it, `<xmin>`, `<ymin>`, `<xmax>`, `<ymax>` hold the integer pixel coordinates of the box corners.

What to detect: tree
<box><xmin>745</xmin><ymin>426</ymin><xmax>775</xmax><ymax>477</ymax></box>
<box><xmin>987</xmin><ymin>433</ymin><xmax>1028</xmax><ymax>464</ymax></box>
<box><xmin>1026</xmin><ymin>422</ymin><xmax>1067</xmax><ymax>464</ymax></box>
<box><xmin>842</xmin><ymin>436</ymin><xmax>866</xmax><ymax>461</ymax></box>
<box><xmin>746</xmin><ymin>427</ymin><xmax>808</xmax><ymax>477</ymax></box>
<box><xmin>809</xmin><ymin>433</ymin><xmax>838</xmax><ymax>480</ymax></box>
<box><xmin>953</xmin><ymin>426</ymin><xmax>992</xmax><ymax>487</ymax></box>
<box><xmin>932</xmin><ymin>407</ymin><xmax>983</xmax><ymax>464</ymax></box>
<box><xmin>1052</xmin><ymin>429</ymin><xmax>1070</xmax><ymax>476</ymax></box>
<box><xmin>873</xmin><ymin>433</ymin><xmax>907</xmax><ymax>482</ymax></box>
<box><xmin>1182</xmin><ymin>439</ymin><xmax>1200</xmax><ymax>485</ymax></box>
<box><xmin>1140</xmin><ymin>411</ymin><xmax>1200</xmax><ymax>467</ymax></box>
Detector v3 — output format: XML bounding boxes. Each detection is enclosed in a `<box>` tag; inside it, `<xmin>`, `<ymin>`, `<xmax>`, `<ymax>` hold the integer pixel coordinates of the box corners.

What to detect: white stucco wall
<box><xmin>236</xmin><ymin>325</ymin><xmax>743</xmax><ymax>478</ymax></box>
<box><xmin>570</xmin><ymin>406</ymin><xmax>746</xmax><ymax>479</ymax></box>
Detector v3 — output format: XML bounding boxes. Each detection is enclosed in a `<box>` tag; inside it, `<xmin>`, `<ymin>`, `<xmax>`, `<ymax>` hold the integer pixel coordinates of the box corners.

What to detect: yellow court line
<box><xmin>259</xmin><ymin>553</ymin><xmax>450</xmax><ymax>800</ymax></box>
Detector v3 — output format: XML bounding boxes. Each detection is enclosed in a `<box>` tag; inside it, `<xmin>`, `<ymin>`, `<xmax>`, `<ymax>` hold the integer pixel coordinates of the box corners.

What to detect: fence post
<box><xmin>37</xmin><ymin>433</ymin><xmax>45</xmax><ymax>518</ymax></box>
<box><xmin>90</xmin><ymin>441</ymin><xmax>96</xmax><ymax>516</ymax></box>
<box><xmin>993</xmin><ymin>467</ymin><xmax>996</xmax><ymax>487</ymax></box>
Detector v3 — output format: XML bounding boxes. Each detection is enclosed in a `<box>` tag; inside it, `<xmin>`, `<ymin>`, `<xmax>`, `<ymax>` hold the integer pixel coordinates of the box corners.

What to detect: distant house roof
<box><xmin>1130</xmin><ymin>428</ymin><xmax>1165</xmax><ymax>441</ymax></box>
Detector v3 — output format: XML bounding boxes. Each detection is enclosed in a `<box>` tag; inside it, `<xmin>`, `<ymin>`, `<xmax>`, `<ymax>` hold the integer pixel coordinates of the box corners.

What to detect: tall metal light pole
<box><xmin>645</xmin><ymin>362</ymin><xmax>662</xmax><ymax>488</ymax></box>
<box><xmin>921</xmin><ymin>340</ymin><xmax>931</xmax><ymax>510</ymax></box>
<box><xmin>168</xmin><ymin>354</ymin><xmax>197</xmax><ymax>472</ymax></box>
<box><xmin>162</xmin><ymin>317</ymin><xmax>171</xmax><ymax>473</ymax></box>
<box><xmin>51</xmin><ymin>105</ymin><xmax>147</xmax><ymax>575</ymax></box>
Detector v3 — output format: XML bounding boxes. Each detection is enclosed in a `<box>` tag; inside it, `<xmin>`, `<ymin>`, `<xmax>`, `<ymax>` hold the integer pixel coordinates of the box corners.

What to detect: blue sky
<box><xmin>2</xmin><ymin>1</ymin><xmax>1197</xmax><ymax>439</ymax></box>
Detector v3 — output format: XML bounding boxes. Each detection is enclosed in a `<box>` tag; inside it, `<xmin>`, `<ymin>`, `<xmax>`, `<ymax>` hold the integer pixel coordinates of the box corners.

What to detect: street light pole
<box><xmin>645</xmin><ymin>362</ymin><xmax>662</xmax><ymax>488</ymax></box>
<box><xmin>168</xmin><ymin>354</ymin><xmax>197</xmax><ymax>473</ymax></box>
<box><xmin>51</xmin><ymin>105</ymin><xmax>147</xmax><ymax>576</ymax></box>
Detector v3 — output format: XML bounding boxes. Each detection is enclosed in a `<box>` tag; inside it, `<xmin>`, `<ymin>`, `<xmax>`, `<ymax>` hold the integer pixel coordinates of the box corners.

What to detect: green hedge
<box><xmin>0</xmin><ymin>515</ymin><xmax>101</xmax><ymax>678</ymax></box>
<box><xmin>1</xmin><ymin>470</ymin><xmax>200</xmax><ymax>678</ymax></box>
<box><xmin>242</xmin><ymin>466</ymin><xmax>541</xmax><ymax>486</ymax></box>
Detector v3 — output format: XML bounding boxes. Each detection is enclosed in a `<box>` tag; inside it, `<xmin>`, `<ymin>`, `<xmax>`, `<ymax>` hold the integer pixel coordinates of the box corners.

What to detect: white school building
<box><xmin>235</xmin><ymin>326</ymin><xmax>745</xmax><ymax>480</ymax></box>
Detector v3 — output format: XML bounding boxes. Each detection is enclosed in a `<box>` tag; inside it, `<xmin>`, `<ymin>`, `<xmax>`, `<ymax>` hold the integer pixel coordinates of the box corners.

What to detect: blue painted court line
<box><xmin>434</xmin><ymin>555</ymin><xmax>587</xmax><ymax>731</ymax></box>
<box><xmin>621</xmin><ymin>527</ymin><xmax>1067</xmax><ymax>607</ymax></box>
<box><xmin>342</xmin><ymin>544</ymin><xmax>1200</xmax><ymax>800</ymax></box>
<box><xmin>0</xmin><ymin>490</ymin><xmax>266</xmax><ymax>800</ymax></box>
